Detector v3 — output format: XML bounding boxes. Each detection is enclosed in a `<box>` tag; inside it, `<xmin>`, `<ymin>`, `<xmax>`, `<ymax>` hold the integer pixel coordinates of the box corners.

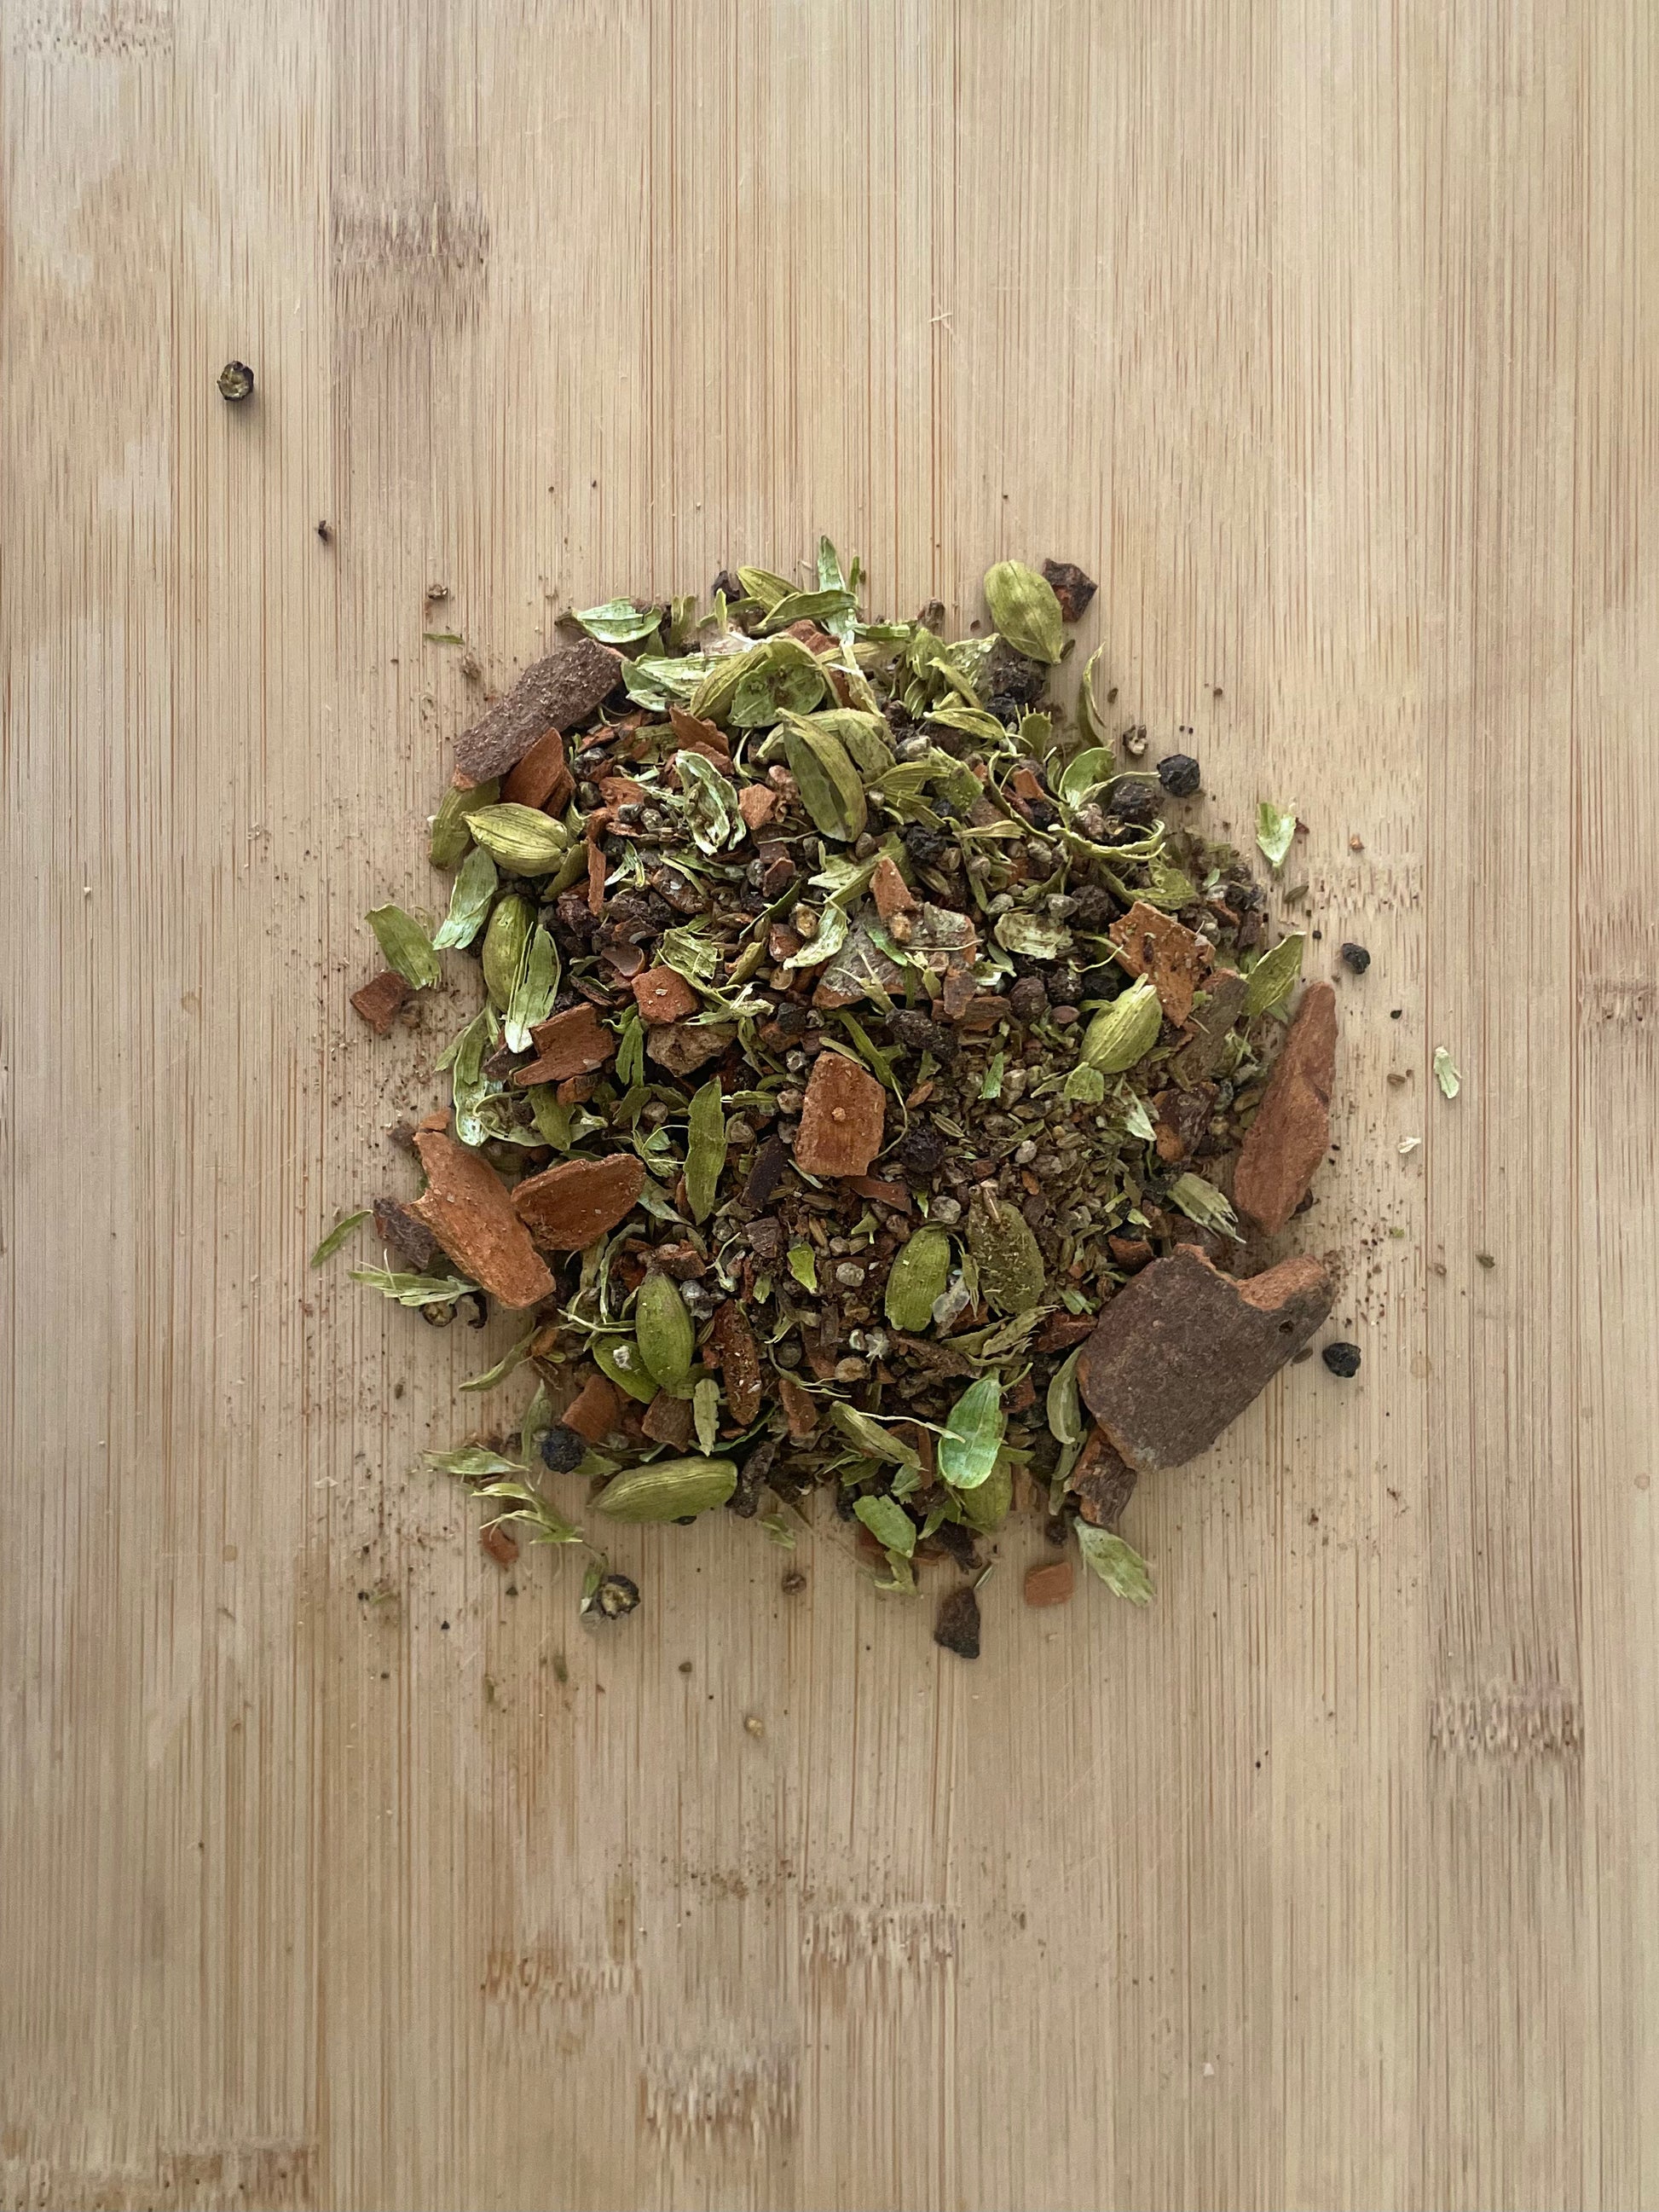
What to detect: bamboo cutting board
<box><xmin>4</xmin><ymin>4</ymin><xmax>1656</xmax><ymax>2208</ymax></box>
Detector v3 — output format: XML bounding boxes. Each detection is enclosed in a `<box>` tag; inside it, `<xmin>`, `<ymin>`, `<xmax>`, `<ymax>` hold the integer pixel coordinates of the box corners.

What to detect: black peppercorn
<box><xmin>217</xmin><ymin>361</ymin><xmax>255</xmax><ymax>402</ymax></box>
<box><xmin>1104</xmin><ymin>776</ymin><xmax>1161</xmax><ymax>825</ymax></box>
<box><xmin>1156</xmin><ymin>752</ymin><xmax>1201</xmax><ymax>796</ymax></box>
<box><xmin>1321</xmin><ymin>1341</ymin><xmax>1362</xmax><ymax>1378</ymax></box>
<box><xmin>539</xmin><ymin>1424</ymin><xmax>587</xmax><ymax>1474</ymax></box>
<box><xmin>1339</xmin><ymin>942</ymin><xmax>1371</xmax><ymax>974</ymax></box>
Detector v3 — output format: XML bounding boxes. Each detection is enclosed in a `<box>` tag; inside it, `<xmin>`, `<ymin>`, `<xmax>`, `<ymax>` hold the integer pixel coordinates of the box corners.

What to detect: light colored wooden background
<box><xmin>4</xmin><ymin>3</ymin><xmax>1656</xmax><ymax>2207</ymax></box>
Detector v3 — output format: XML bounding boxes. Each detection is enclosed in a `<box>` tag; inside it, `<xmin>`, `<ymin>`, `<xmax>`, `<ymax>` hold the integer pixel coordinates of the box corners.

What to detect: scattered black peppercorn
<box><xmin>539</xmin><ymin>1424</ymin><xmax>587</xmax><ymax>1474</ymax></box>
<box><xmin>1321</xmin><ymin>1341</ymin><xmax>1362</xmax><ymax>1378</ymax></box>
<box><xmin>1156</xmin><ymin>752</ymin><xmax>1201</xmax><ymax>796</ymax></box>
<box><xmin>316</xmin><ymin>520</ymin><xmax>333</xmax><ymax>543</ymax></box>
<box><xmin>933</xmin><ymin>1584</ymin><xmax>981</xmax><ymax>1659</ymax></box>
<box><xmin>587</xmin><ymin>1572</ymin><xmax>640</xmax><ymax>1621</ymax></box>
<box><xmin>1339</xmin><ymin>942</ymin><xmax>1371</xmax><ymax>974</ymax></box>
<box><xmin>217</xmin><ymin>361</ymin><xmax>255</xmax><ymax>402</ymax></box>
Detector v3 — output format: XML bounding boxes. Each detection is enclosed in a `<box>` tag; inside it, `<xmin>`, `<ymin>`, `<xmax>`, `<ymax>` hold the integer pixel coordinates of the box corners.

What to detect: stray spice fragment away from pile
<box><xmin>327</xmin><ymin>547</ymin><xmax>1341</xmax><ymax>1652</ymax></box>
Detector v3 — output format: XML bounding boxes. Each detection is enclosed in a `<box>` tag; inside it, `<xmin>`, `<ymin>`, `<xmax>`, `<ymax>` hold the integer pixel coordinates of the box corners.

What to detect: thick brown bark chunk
<box><xmin>512</xmin><ymin>1154</ymin><xmax>645</xmax><ymax>1251</ymax></box>
<box><xmin>1067</xmin><ymin>1426</ymin><xmax>1139</xmax><ymax>1526</ymax></box>
<box><xmin>373</xmin><ymin>1196</ymin><xmax>440</xmax><ymax>1272</ymax></box>
<box><xmin>708</xmin><ymin>1302</ymin><xmax>763</xmax><ymax>1426</ymax></box>
<box><xmin>409</xmin><ymin>1131</ymin><xmax>554</xmax><ymax>1310</ymax></box>
<box><xmin>351</xmin><ymin>970</ymin><xmax>409</xmax><ymax>1035</ymax></box>
<box><xmin>793</xmin><ymin>1053</ymin><xmax>887</xmax><ymax>1178</ymax></box>
<box><xmin>1233</xmin><ymin>981</ymin><xmax>1338</xmax><ymax>1234</ymax></box>
<box><xmin>561</xmin><ymin>1369</ymin><xmax>621</xmax><ymax>1443</ymax></box>
<box><xmin>1077</xmin><ymin>1247</ymin><xmax>1334</xmax><ymax>1471</ymax></box>
<box><xmin>512</xmin><ymin>1004</ymin><xmax>615</xmax><ymax>1086</ymax></box>
<box><xmin>453</xmin><ymin>638</ymin><xmax>622</xmax><ymax>780</ymax></box>
<box><xmin>640</xmin><ymin>1391</ymin><xmax>695</xmax><ymax>1448</ymax></box>
<box><xmin>1041</xmin><ymin>559</ymin><xmax>1098</xmax><ymax>623</ymax></box>
<box><xmin>633</xmin><ymin>965</ymin><xmax>701</xmax><ymax>1024</ymax></box>
<box><xmin>1107</xmin><ymin>900</ymin><xmax>1212</xmax><ymax>1028</ymax></box>
<box><xmin>502</xmin><ymin>727</ymin><xmax>571</xmax><ymax>810</ymax></box>
<box><xmin>1169</xmin><ymin>968</ymin><xmax>1247</xmax><ymax>1084</ymax></box>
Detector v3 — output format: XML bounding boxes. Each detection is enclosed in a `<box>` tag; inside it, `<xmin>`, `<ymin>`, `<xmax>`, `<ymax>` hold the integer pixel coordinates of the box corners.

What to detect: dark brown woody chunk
<box><xmin>708</xmin><ymin>1302</ymin><xmax>763</xmax><ymax>1426</ymax></box>
<box><xmin>1067</xmin><ymin>1426</ymin><xmax>1139</xmax><ymax>1526</ymax></box>
<box><xmin>373</xmin><ymin>1196</ymin><xmax>439</xmax><ymax>1271</ymax></box>
<box><xmin>1107</xmin><ymin>900</ymin><xmax>1212</xmax><ymax>1028</ymax></box>
<box><xmin>1041</xmin><ymin>559</ymin><xmax>1098</xmax><ymax>623</ymax></box>
<box><xmin>1233</xmin><ymin>981</ymin><xmax>1337</xmax><ymax>1235</ymax></box>
<box><xmin>454</xmin><ymin>637</ymin><xmax>623</xmax><ymax>780</ymax></box>
<box><xmin>512</xmin><ymin>1155</ymin><xmax>645</xmax><ymax>1251</ymax></box>
<box><xmin>933</xmin><ymin>1585</ymin><xmax>981</xmax><ymax>1659</ymax></box>
<box><xmin>1077</xmin><ymin>1247</ymin><xmax>1333</xmax><ymax>1471</ymax></box>
<box><xmin>409</xmin><ymin>1130</ymin><xmax>554</xmax><ymax>1310</ymax></box>
<box><xmin>351</xmin><ymin>970</ymin><xmax>410</xmax><ymax>1035</ymax></box>
<box><xmin>793</xmin><ymin>1053</ymin><xmax>887</xmax><ymax>1178</ymax></box>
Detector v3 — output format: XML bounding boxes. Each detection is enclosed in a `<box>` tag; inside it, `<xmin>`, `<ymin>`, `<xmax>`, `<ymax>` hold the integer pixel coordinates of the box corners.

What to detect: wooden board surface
<box><xmin>4</xmin><ymin>4</ymin><xmax>1656</xmax><ymax>2207</ymax></box>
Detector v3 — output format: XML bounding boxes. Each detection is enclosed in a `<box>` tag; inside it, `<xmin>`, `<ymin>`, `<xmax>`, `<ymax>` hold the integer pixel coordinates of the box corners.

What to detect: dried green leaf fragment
<box><xmin>830</xmin><ymin>1404</ymin><xmax>922</xmax><ymax>1468</ymax></box>
<box><xmin>1077</xmin><ymin>1524</ymin><xmax>1154</xmax><ymax>1605</ymax></box>
<box><xmin>693</xmin><ymin>1376</ymin><xmax>721</xmax><ymax>1454</ymax></box>
<box><xmin>966</xmin><ymin>1190</ymin><xmax>1046</xmax><ymax>1315</ymax></box>
<box><xmin>574</xmin><ymin>597</ymin><xmax>662</xmax><ymax>644</ymax></box>
<box><xmin>1256</xmin><ymin>799</ymin><xmax>1298</xmax><ymax>871</ymax></box>
<box><xmin>351</xmin><ymin>1265</ymin><xmax>477</xmax><ymax>1307</ymax></box>
<box><xmin>1433</xmin><ymin>1046</ymin><xmax>1460</xmax><ymax>1099</ymax></box>
<box><xmin>783</xmin><ymin>721</ymin><xmax>868</xmax><ymax>843</ymax></box>
<box><xmin>1167</xmin><ymin>1173</ymin><xmax>1238</xmax><ymax>1236</ymax></box>
<box><xmin>482</xmin><ymin>895</ymin><xmax>535</xmax><ymax>1011</ymax></box>
<box><xmin>310</xmin><ymin>1210</ymin><xmax>372</xmax><ymax>1266</ymax></box>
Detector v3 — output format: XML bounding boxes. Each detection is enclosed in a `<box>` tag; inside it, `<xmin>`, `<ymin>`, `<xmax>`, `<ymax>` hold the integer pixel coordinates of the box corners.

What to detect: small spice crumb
<box><xmin>1349</xmin><ymin>834</ymin><xmax>1365</xmax><ymax>851</ymax></box>
<box><xmin>1339</xmin><ymin>942</ymin><xmax>1371</xmax><ymax>974</ymax></box>
<box><xmin>781</xmin><ymin>1571</ymin><xmax>807</xmax><ymax>1595</ymax></box>
<box><xmin>743</xmin><ymin>1713</ymin><xmax>764</xmax><ymax>1737</ymax></box>
<box><xmin>1475</xmin><ymin>1252</ymin><xmax>1496</xmax><ymax>1270</ymax></box>
<box><xmin>217</xmin><ymin>360</ymin><xmax>254</xmax><ymax>402</ymax></box>
<box><xmin>677</xmin><ymin>1659</ymin><xmax>693</xmax><ymax>1675</ymax></box>
<box><xmin>1321</xmin><ymin>1341</ymin><xmax>1362</xmax><ymax>1378</ymax></box>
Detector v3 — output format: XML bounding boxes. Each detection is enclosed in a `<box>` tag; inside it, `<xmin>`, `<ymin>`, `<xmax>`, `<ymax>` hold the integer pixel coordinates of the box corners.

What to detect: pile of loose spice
<box><xmin>327</xmin><ymin>548</ymin><xmax>1341</xmax><ymax>1653</ymax></box>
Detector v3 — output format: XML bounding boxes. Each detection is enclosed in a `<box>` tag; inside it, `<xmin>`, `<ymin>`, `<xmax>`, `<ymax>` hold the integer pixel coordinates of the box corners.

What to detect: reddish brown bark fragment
<box><xmin>633</xmin><ymin>965</ymin><xmax>701</xmax><ymax>1025</ymax></box>
<box><xmin>454</xmin><ymin>638</ymin><xmax>623</xmax><ymax>780</ymax></box>
<box><xmin>641</xmin><ymin>1392</ymin><xmax>695</xmax><ymax>1448</ymax></box>
<box><xmin>1040</xmin><ymin>559</ymin><xmax>1098</xmax><ymax>623</ymax></box>
<box><xmin>512</xmin><ymin>1155</ymin><xmax>645</xmax><ymax>1252</ymax></box>
<box><xmin>409</xmin><ymin>1131</ymin><xmax>554</xmax><ymax>1310</ymax></box>
<box><xmin>669</xmin><ymin>705</ymin><xmax>730</xmax><ymax>756</ymax></box>
<box><xmin>1107</xmin><ymin>900</ymin><xmax>1213</xmax><ymax>1028</ymax></box>
<box><xmin>793</xmin><ymin>1053</ymin><xmax>887</xmax><ymax>1179</ymax></box>
<box><xmin>512</xmin><ymin>1004</ymin><xmax>615</xmax><ymax>1086</ymax></box>
<box><xmin>480</xmin><ymin>1523</ymin><xmax>520</xmax><ymax>1567</ymax></box>
<box><xmin>869</xmin><ymin>855</ymin><xmax>916</xmax><ymax>919</ymax></box>
<box><xmin>1067</xmin><ymin>1426</ymin><xmax>1139</xmax><ymax>1527</ymax></box>
<box><xmin>1077</xmin><ymin>1248</ymin><xmax>1334</xmax><ymax>1471</ymax></box>
<box><xmin>351</xmin><ymin>970</ymin><xmax>410</xmax><ymax>1035</ymax></box>
<box><xmin>778</xmin><ymin>1376</ymin><xmax>818</xmax><ymax>1439</ymax></box>
<box><xmin>846</xmin><ymin>1176</ymin><xmax>909</xmax><ymax>1210</ymax></box>
<box><xmin>598</xmin><ymin>775</ymin><xmax>649</xmax><ymax>808</ymax></box>
<box><xmin>561</xmin><ymin>1369</ymin><xmax>621</xmax><ymax>1443</ymax></box>
<box><xmin>1233</xmin><ymin>981</ymin><xmax>1338</xmax><ymax>1235</ymax></box>
<box><xmin>503</xmin><ymin>728</ymin><xmax>568</xmax><ymax>809</ymax></box>
<box><xmin>1033</xmin><ymin>1311</ymin><xmax>1096</xmax><ymax>1353</ymax></box>
<box><xmin>586</xmin><ymin>837</ymin><xmax>608</xmax><ymax>918</ymax></box>
<box><xmin>554</xmin><ymin>1074</ymin><xmax>599</xmax><ymax>1105</ymax></box>
<box><xmin>708</xmin><ymin>1303</ymin><xmax>762</xmax><ymax>1426</ymax></box>
<box><xmin>738</xmin><ymin>784</ymin><xmax>778</xmax><ymax>834</ymax></box>
<box><xmin>1023</xmin><ymin>1560</ymin><xmax>1076</xmax><ymax>1607</ymax></box>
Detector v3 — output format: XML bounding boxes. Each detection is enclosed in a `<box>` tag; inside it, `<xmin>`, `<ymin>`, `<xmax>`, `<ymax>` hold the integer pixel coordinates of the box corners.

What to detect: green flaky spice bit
<box><xmin>344</xmin><ymin>541</ymin><xmax>1339</xmax><ymax>1645</ymax></box>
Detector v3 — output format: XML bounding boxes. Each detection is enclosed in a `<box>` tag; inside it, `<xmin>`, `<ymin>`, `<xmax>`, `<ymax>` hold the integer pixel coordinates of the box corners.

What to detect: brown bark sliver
<box><xmin>409</xmin><ymin>1131</ymin><xmax>554</xmax><ymax>1310</ymax></box>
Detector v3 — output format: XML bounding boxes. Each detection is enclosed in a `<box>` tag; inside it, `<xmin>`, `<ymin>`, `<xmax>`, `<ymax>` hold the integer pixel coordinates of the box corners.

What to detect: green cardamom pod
<box><xmin>684</xmin><ymin>1078</ymin><xmax>726</xmax><ymax>1225</ymax></box>
<box><xmin>366</xmin><ymin>905</ymin><xmax>440</xmax><ymax>991</ymax></box>
<box><xmin>1079</xmin><ymin>976</ymin><xmax>1163</xmax><ymax>1073</ymax></box>
<box><xmin>592</xmin><ymin>1456</ymin><xmax>737</xmax><ymax>1522</ymax></box>
<box><xmin>884</xmin><ymin>1225</ymin><xmax>952</xmax><ymax>1331</ymax></box>
<box><xmin>691</xmin><ymin>640</ymin><xmax>766</xmax><ymax>725</ymax></box>
<box><xmin>783</xmin><ymin>723</ymin><xmax>868</xmax><ymax>843</ymax></box>
<box><xmin>592</xmin><ymin>1335</ymin><xmax>659</xmax><ymax>1404</ymax></box>
<box><xmin>465</xmin><ymin>802</ymin><xmax>572</xmax><ymax>875</ymax></box>
<box><xmin>795</xmin><ymin>708</ymin><xmax>893</xmax><ymax>778</ymax></box>
<box><xmin>983</xmin><ymin>559</ymin><xmax>1065</xmax><ymax>664</ymax></box>
<box><xmin>955</xmin><ymin>1454</ymin><xmax>1012</xmax><ymax>1534</ymax></box>
<box><xmin>633</xmin><ymin>1271</ymin><xmax>695</xmax><ymax>1387</ymax></box>
<box><xmin>481</xmin><ymin>894</ymin><xmax>534</xmax><ymax>1010</ymax></box>
<box><xmin>430</xmin><ymin>778</ymin><xmax>500</xmax><ymax>869</ymax></box>
<box><xmin>966</xmin><ymin>1190</ymin><xmax>1046</xmax><ymax>1316</ymax></box>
